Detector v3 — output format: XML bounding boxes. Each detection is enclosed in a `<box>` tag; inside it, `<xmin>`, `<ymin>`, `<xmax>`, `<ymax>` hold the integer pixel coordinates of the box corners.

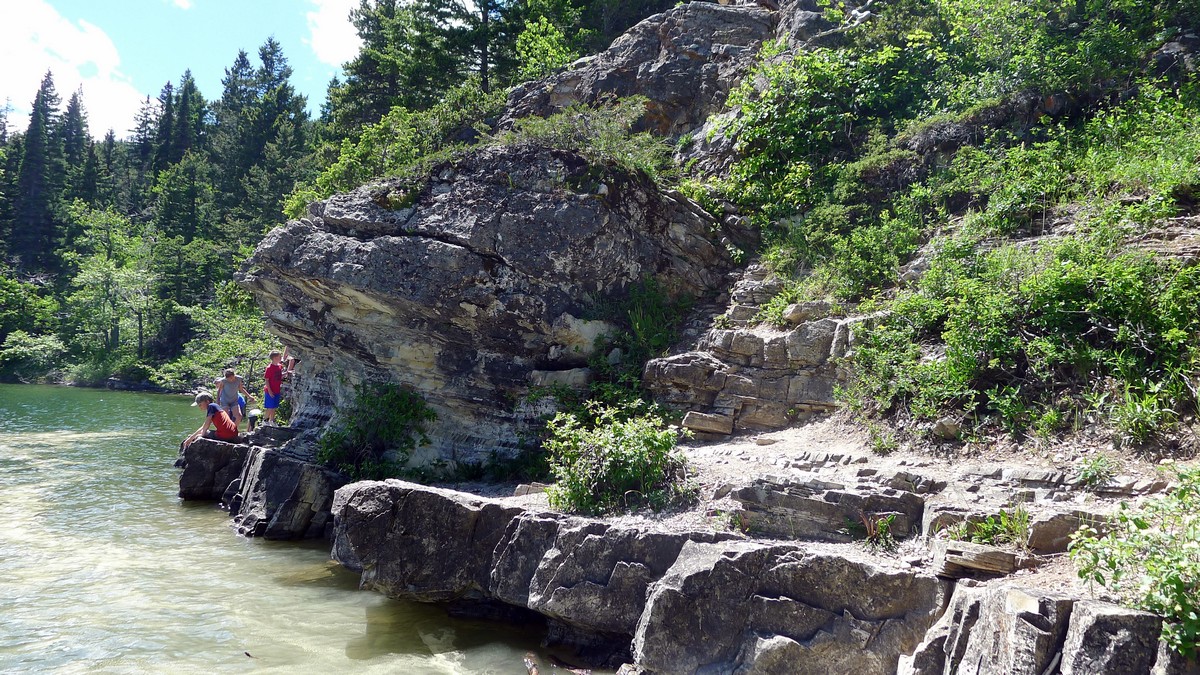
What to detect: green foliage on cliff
<box><xmin>317</xmin><ymin>381</ymin><xmax>437</xmax><ymax>481</ymax></box>
<box><xmin>840</xmin><ymin>88</ymin><xmax>1200</xmax><ymax>446</ymax></box>
<box><xmin>285</xmin><ymin>80</ymin><xmax>505</xmax><ymax>219</ymax></box>
<box><xmin>544</xmin><ymin>402</ymin><xmax>693</xmax><ymax>515</ymax></box>
<box><xmin>494</xmin><ymin>96</ymin><xmax>676</xmax><ymax>182</ymax></box>
<box><xmin>714</xmin><ymin>0</ymin><xmax>1200</xmax><ymax>451</ymax></box>
<box><xmin>1071</xmin><ymin>469</ymin><xmax>1200</xmax><ymax>655</ymax></box>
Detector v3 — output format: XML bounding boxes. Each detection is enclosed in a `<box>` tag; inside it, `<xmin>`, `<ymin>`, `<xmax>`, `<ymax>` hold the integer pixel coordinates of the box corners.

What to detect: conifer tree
<box><xmin>152</xmin><ymin>82</ymin><xmax>175</xmax><ymax>174</ymax></box>
<box><xmin>171</xmin><ymin>71</ymin><xmax>207</xmax><ymax>162</ymax></box>
<box><xmin>13</xmin><ymin>71</ymin><xmax>64</xmax><ymax>270</ymax></box>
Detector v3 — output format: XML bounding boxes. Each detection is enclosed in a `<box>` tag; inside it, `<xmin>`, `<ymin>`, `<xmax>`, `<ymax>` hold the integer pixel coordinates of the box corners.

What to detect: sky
<box><xmin>0</xmin><ymin>0</ymin><xmax>363</xmax><ymax>139</ymax></box>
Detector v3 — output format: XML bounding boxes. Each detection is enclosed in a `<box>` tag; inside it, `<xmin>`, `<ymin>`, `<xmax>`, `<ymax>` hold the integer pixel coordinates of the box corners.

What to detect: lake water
<box><xmin>0</xmin><ymin>384</ymin><xmax>546</xmax><ymax>674</ymax></box>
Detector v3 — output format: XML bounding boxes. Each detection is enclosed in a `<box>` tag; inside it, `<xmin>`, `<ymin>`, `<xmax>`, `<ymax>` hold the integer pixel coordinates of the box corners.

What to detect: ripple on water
<box><xmin>0</xmin><ymin>385</ymin><xmax>555</xmax><ymax>674</ymax></box>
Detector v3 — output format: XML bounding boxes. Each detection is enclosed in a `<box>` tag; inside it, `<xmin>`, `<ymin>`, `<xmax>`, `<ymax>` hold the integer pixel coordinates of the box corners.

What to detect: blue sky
<box><xmin>1</xmin><ymin>0</ymin><xmax>361</xmax><ymax>138</ymax></box>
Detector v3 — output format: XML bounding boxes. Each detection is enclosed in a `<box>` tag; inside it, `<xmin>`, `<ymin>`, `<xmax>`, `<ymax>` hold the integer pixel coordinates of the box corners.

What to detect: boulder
<box><xmin>633</xmin><ymin>541</ymin><xmax>949</xmax><ymax>674</ymax></box>
<box><xmin>241</xmin><ymin>146</ymin><xmax>735</xmax><ymax>464</ymax></box>
<box><xmin>229</xmin><ymin>442</ymin><xmax>348</xmax><ymax>540</ymax></box>
<box><xmin>503</xmin><ymin>3</ymin><xmax>777</xmax><ymax>136</ymax></box>
<box><xmin>176</xmin><ymin>437</ymin><xmax>248</xmax><ymax>501</ymax></box>
<box><xmin>1060</xmin><ymin>601</ymin><xmax>1162</xmax><ymax>675</ymax></box>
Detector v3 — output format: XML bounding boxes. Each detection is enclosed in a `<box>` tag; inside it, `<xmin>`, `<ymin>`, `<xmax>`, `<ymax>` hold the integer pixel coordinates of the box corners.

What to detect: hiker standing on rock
<box><xmin>214</xmin><ymin>368</ymin><xmax>253</xmax><ymax>430</ymax></box>
<box><xmin>261</xmin><ymin>348</ymin><xmax>287</xmax><ymax>427</ymax></box>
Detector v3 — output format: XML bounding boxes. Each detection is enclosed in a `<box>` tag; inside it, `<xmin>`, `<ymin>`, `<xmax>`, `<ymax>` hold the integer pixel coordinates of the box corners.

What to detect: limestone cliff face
<box><xmin>240</xmin><ymin>146</ymin><xmax>734</xmax><ymax>463</ymax></box>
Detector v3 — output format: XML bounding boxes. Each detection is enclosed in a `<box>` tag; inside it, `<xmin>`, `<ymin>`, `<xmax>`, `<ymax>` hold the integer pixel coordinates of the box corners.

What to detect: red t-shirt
<box><xmin>207</xmin><ymin>403</ymin><xmax>239</xmax><ymax>440</ymax></box>
<box><xmin>264</xmin><ymin>362</ymin><xmax>283</xmax><ymax>395</ymax></box>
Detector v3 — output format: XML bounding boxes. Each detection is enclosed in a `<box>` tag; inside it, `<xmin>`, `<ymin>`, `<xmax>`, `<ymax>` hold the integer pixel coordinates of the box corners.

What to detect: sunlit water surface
<box><xmin>0</xmin><ymin>384</ymin><xmax>545</xmax><ymax>673</ymax></box>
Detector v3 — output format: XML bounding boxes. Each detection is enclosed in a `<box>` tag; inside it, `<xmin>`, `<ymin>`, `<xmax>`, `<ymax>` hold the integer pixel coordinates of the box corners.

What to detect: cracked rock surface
<box><xmin>240</xmin><ymin>145</ymin><xmax>735</xmax><ymax>463</ymax></box>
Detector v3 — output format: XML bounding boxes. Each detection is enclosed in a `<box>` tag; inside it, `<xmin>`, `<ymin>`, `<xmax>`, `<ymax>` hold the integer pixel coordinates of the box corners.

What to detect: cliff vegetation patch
<box><xmin>544</xmin><ymin>401</ymin><xmax>695</xmax><ymax>515</ymax></box>
<box><xmin>1071</xmin><ymin>468</ymin><xmax>1200</xmax><ymax>656</ymax></box>
<box><xmin>316</xmin><ymin>381</ymin><xmax>437</xmax><ymax>481</ymax></box>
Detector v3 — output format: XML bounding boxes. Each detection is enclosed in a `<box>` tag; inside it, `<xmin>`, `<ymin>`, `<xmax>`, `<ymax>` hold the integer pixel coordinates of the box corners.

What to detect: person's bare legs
<box><xmin>224</xmin><ymin>402</ymin><xmax>244</xmax><ymax>430</ymax></box>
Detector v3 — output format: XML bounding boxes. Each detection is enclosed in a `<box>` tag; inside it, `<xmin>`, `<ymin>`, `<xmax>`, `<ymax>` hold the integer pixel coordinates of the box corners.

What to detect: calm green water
<box><xmin>0</xmin><ymin>384</ymin><xmax>545</xmax><ymax>674</ymax></box>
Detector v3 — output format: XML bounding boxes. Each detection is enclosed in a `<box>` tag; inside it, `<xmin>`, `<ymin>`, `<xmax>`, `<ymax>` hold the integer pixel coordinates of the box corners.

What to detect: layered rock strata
<box><xmin>331</xmin><ymin>479</ymin><xmax>950</xmax><ymax>673</ymax></box>
<box><xmin>240</xmin><ymin>146</ymin><xmax>736</xmax><ymax>464</ymax></box>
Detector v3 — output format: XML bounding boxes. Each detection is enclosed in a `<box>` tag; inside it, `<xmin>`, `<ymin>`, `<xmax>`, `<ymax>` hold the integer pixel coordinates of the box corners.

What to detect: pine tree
<box><xmin>152</xmin><ymin>82</ymin><xmax>175</xmax><ymax>174</ymax></box>
<box><xmin>211</xmin><ymin>49</ymin><xmax>257</xmax><ymax>212</ymax></box>
<box><xmin>171</xmin><ymin>71</ymin><xmax>207</xmax><ymax>162</ymax></box>
<box><xmin>12</xmin><ymin>71</ymin><xmax>64</xmax><ymax>270</ymax></box>
<box><xmin>324</xmin><ymin>0</ymin><xmax>461</xmax><ymax>139</ymax></box>
<box><xmin>60</xmin><ymin>89</ymin><xmax>89</xmax><ymax>168</ymax></box>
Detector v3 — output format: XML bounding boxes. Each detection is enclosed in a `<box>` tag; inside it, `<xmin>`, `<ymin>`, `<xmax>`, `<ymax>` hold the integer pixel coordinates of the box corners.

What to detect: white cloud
<box><xmin>304</xmin><ymin>0</ymin><xmax>361</xmax><ymax>68</ymax></box>
<box><xmin>0</xmin><ymin>0</ymin><xmax>146</xmax><ymax>139</ymax></box>
<box><xmin>171</xmin><ymin>0</ymin><xmax>194</xmax><ymax>9</ymax></box>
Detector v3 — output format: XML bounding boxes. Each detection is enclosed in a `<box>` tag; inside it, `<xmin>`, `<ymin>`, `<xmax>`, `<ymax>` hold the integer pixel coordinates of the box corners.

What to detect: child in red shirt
<box><xmin>262</xmin><ymin>347</ymin><xmax>287</xmax><ymax>426</ymax></box>
<box><xmin>183</xmin><ymin>392</ymin><xmax>240</xmax><ymax>448</ymax></box>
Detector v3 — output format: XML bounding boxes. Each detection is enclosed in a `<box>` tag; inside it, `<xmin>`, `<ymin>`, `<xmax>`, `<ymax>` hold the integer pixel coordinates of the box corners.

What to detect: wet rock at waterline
<box><xmin>176</xmin><ymin>428</ymin><xmax>344</xmax><ymax>540</ymax></box>
<box><xmin>331</xmin><ymin>479</ymin><xmax>949</xmax><ymax>673</ymax></box>
<box><xmin>240</xmin><ymin>146</ymin><xmax>738</xmax><ymax>464</ymax></box>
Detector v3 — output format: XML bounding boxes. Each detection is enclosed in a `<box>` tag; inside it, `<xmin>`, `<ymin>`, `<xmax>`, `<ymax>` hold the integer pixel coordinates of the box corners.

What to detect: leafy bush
<box><xmin>1071</xmin><ymin>469</ymin><xmax>1200</xmax><ymax>656</ymax></box>
<box><xmin>544</xmin><ymin>402</ymin><xmax>693</xmax><ymax>515</ymax></box>
<box><xmin>0</xmin><ymin>330</ymin><xmax>66</xmax><ymax>382</ymax></box>
<box><xmin>317</xmin><ymin>381</ymin><xmax>437</xmax><ymax>481</ymax></box>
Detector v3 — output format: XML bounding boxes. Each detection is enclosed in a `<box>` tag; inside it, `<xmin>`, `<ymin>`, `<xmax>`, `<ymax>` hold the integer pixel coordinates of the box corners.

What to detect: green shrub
<box><xmin>285</xmin><ymin>79</ymin><xmax>504</xmax><ymax>218</ymax></box>
<box><xmin>544</xmin><ymin>403</ymin><xmax>694</xmax><ymax>515</ymax></box>
<box><xmin>844</xmin><ymin>228</ymin><xmax>1200</xmax><ymax>444</ymax></box>
<box><xmin>943</xmin><ymin>505</ymin><xmax>1031</xmax><ymax>550</ymax></box>
<box><xmin>493</xmin><ymin>96</ymin><xmax>675</xmax><ymax>183</ymax></box>
<box><xmin>0</xmin><ymin>330</ymin><xmax>67</xmax><ymax>381</ymax></box>
<box><xmin>1078</xmin><ymin>455</ymin><xmax>1117</xmax><ymax>491</ymax></box>
<box><xmin>317</xmin><ymin>382</ymin><xmax>437</xmax><ymax>481</ymax></box>
<box><xmin>1071</xmin><ymin>469</ymin><xmax>1200</xmax><ymax>656</ymax></box>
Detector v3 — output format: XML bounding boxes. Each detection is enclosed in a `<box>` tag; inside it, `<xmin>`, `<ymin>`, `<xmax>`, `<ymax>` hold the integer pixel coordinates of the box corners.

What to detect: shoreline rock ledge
<box><xmin>330</xmin><ymin>479</ymin><xmax>951</xmax><ymax>672</ymax></box>
<box><xmin>178</xmin><ymin>437</ymin><xmax>1199</xmax><ymax>673</ymax></box>
<box><xmin>329</xmin><ymin>480</ymin><xmax>1199</xmax><ymax>674</ymax></box>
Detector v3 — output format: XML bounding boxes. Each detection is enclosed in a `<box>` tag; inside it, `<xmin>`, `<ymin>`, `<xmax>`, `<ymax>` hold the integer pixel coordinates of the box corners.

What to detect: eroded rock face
<box><xmin>241</xmin><ymin>146</ymin><xmax>734</xmax><ymax>463</ymax></box>
<box><xmin>899</xmin><ymin>585</ymin><xmax>1191</xmax><ymax>675</ymax></box>
<box><xmin>503</xmin><ymin>3</ymin><xmax>778</xmax><ymax>136</ymax></box>
<box><xmin>633</xmin><ymin>540</ymin><xmax>949</xmax><ymax>674</ymax></box>
<box><xmin>331</xmin><ymin>480</ymin><xmax>949</xmax><ymax>672</ymax></box>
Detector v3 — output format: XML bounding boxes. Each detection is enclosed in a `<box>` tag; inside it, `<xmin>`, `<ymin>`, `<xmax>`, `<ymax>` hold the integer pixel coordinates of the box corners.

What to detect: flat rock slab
<box><xmin>731</xmin><ymin>475</ymin><xmax>925</xmax><ymax>542</ymax></box>
<box><xmin>931</xmin><ymin>539</ymin><xmax>1034</xmax><ymax>578</ymax></box>
<box><xmin>330</xmin><ymin>479</ymin><xmax>949</xmax><ymax>673</ymax></box>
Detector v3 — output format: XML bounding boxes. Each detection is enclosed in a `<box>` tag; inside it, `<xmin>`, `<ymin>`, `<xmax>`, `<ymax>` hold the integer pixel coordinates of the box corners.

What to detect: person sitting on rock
<box><xmin>214</xmin><ymin>368</ymin><xmax>253</xmax><ymax>429</ymax></box>
<box><xmin>261</xmin><ymin>348</ymin><xmax>287</xmax><ymax>427</ymax></box>
<box><xmin>183</xmin><ymin>392</ymin><xmax>240</xmax><ymax>448</ymax></box>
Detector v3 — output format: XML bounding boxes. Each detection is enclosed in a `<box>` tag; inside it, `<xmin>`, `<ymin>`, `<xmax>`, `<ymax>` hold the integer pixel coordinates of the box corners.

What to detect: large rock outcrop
<box><xmin>503</xmin><ymin>2</ymin><xmax>781</xmax><ymax>136</ymax></box>
<box><xmin>241</xmin><ymin>146</ymin><xmax>736</xmax><ymax>464</ymax></box>
<box><xmin>331</xmin><ymin>480</ymin><xmax>950</xmax><ymax>672</ymax></box>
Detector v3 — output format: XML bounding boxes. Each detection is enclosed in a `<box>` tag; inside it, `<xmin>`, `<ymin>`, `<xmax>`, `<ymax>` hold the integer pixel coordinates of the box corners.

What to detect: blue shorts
<box><xmin>264</xmin><ymin>391</ymin><xmax>281</xmax><ymax>410</ymax></box>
